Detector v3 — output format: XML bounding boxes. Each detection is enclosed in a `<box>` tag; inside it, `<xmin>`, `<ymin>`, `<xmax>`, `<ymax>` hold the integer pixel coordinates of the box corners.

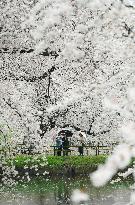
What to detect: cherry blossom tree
<box><xmin>1</xmin><ymin>1</ymin><xmax>135</xmax><ymax>202</ymax></box>
<box><xmin>23</xmin><ymin>0</ymin><xmax>135</xmax><ymax>143</ymax></box>
<box><xmin>1</xmin><ymin>0</ymin><xmax>135</xmax><ymax>151</ymax></box>
<box><xmin>22</xmin><ymin>1</ymin><xmax>135</xmax><ymax>202</ymax></box>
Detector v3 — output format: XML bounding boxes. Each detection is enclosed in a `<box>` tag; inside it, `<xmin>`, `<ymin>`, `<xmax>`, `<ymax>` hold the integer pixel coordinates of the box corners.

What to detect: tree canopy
<box><xmin>1</xmin><ymin>0</ymin><xmax>135</xmax><ymax>148</ymax></box>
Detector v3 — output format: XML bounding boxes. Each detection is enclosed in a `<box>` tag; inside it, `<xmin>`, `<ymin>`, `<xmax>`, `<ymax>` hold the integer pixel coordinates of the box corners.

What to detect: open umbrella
<box><xmin>58</xmin><ymin>129</ymin><xmax>73</xmax><ymax>137</ymax></box>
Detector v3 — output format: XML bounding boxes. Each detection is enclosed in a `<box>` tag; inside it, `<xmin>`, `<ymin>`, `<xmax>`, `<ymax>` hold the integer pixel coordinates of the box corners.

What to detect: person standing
<box><xmin>62</xmin><ymin>136</ymin><xmax>70</xmax><ymax>156</ymax></box>
<box><xmin>56</xmin><ymin>137</ymin><xmax>62</xmax><ymax>156</ymax></box>
<box><xmin>78</xmin><ymin>132</ymin><xmax>85</xmax><ymax>156</ymax></box>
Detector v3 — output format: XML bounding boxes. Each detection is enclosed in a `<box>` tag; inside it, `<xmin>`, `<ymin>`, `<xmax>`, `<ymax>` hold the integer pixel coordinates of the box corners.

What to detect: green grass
<box><xmin>7</xmin><ymin>154</ymin><xmax>48</xmax><ymax>168</ymax></box>
<box><xmin>47</xmin><ymin>155</ymin><xmax>107</xmax><ymax>167</ymax></box>
<box><xmin>7</xmin><ymin>155</ymin><xmax>107</xmax><ymax>169</ymax></box>
<box><xmin>4</xmin><ymin>154</ymin><xmax>135</xmax><ymax>176</ymax></box>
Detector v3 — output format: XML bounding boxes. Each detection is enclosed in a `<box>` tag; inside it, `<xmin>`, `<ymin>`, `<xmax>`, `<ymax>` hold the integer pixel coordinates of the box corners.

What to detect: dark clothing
<box><xmin>62</xmin><ymin>137</ymin><xmax>70</xmax><ymax>156</ymax></box>
<box><xmin>62</xmin><ymin>137</ymin><xmax>69</xmax><ymax>148</ymax></box>
<box><xmin>78</xmin><ymin>143</ymin><xmax>84</xmax><ymax>156</ymax></box>
<box><xmin>57</xmin><ymin>145</ymin><xmax>62</xmax><ymax>156</ymax></box>
<box><xmin>56</xmin><ymin>138</ymin><xmax>62</xmax><ymax>147</ymax></box>
<box><xmin>56</xmin><ymin>137</ymin><xmax>62</xmax><ymax>156</ymax></box>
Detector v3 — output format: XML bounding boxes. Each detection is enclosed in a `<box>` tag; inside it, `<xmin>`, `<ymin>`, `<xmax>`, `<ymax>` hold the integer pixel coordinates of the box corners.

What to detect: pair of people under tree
<box><xmin>56</xmin><ymin>130</ymin><xmax>85</xmax><ymax>156</ymax></box>
<box><xmin>56</xmin><ymin>133</ymin><xmax>70</xmax><ymax>156</ymax></box>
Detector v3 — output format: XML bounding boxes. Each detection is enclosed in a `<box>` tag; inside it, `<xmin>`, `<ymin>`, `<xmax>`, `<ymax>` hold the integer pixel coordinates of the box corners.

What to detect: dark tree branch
<box><xmin>0</xmin><ymin>26</ymin><xmax>3</xmax><ymax>32</ymax></box>
<box><xmin>47</xmin><ymin>74</ymin><xmax>51</xmax><ymax>99</ymax></box>
<box><xmin>41</xmin><ymin>50</ymin><xmax>59</xmax><ymax>58</ymax></box>
<box><xmin>19</xmin><ymin>48</ymin><xmax>34</xmax><ymax>54</ymax></box>
<box><xmin>122</xmin><ymin>22</ymin><xmax>133</xmax><ymax>37</ymax></box>
<box><xmin>120</xmin><ymin>0</ymin><xmax>134</xmax><ymax>8</ymax></box>
<box><xmin>46</xmin><ymin>66</ymin><xmax>56</xmax><ymax>99</ymax></box>
<box><xmin>0</xmin><ymin>47</ymin><xmax>59</xmax><ymax>58</ymax></box>
<box><xmin>87</xmin><ymin>117</ymin><xmax>95</xmax><ymax>135</ymax></box>
<box><xmin>87</xmin><ymin>129</ymin><xmax>110</xmax><ymax>137</ymax></box>
<box><xmin>62</xmin><ymin>124</ymin><xmax>81</xmax><ymax>131</ymax></box>
<box><xmin>53</xmin><ymin>108</ymin><xmax>69</xmax><ymax>118</ymax></box>
<box><xmin>3</xmin><ymin>98</ymin><xmax>22</xmax><ymax>118</ymax></box>
<box><xmin>48</xmin><ymin>117</ymin><xmax>56</xmax><ymax>129</ymax></box>
<box><xmin>97</xmin><ymin>129</ymin><xmax>110</xmax><ymax>135</ymax></box>
<box><xmin>86</xmin><ymin>131</ymin><xmax>96</xmax><ymax>136</ymax></box>
<box><xmin>3</xmin><ymin>66</ymin><xmax>56</xmax><ymax>83</ymax></box>
<box><xmin>0</xmin><ymin>129</ymin><xmax>4</xmax><ymax>134</ymax></box>
<box><xmin>86</xmin><ymin>116</ymin><xmax>110</xmax><ymax>136</ymax></box>
<box><xmin>38</xmin><ymin>115</ymin><xmax>48</xmax><ymax>138</ymax></box>
<box><xmin>72</xmin><ymin>20</ymin><xmax>76</xmax><ymax>30</ymax></box>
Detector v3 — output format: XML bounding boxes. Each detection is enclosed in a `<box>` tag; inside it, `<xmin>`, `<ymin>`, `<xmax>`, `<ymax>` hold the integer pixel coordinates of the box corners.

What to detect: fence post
<box><xmin>96</xmin><ymin>145</ymin><xmax>98</xmax><ymax>156</ymax></box>
<box><xmin>97</xmin><ymin>142</ymin><xmax>100</xmax><ymax>155</ymax></box>
<box><xmin>54</xmin><ymin>147</ymin><xmax>56</xmax><ymax>156</ymax></box>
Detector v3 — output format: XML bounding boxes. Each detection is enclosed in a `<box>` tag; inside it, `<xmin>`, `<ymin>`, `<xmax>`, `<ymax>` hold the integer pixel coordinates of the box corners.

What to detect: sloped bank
<box><xmin>6</xmin><ymin>155</ymin><xmax>107</xmax><ymax>177</ymax></box>
<box><xmin>46</xmin><ymin>155</ymin><xmax>107</xmax><ymax>175</ymax></box>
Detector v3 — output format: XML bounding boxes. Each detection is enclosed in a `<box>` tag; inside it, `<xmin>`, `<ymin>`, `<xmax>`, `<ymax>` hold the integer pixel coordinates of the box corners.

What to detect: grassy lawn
<box><xmin>7</xmin><ymin>155</ymin><xmax>107</xmax><ymax>169</ymax></box>
<box><xmin>47</xmin><ymin>155</ymin><xmax>107</xmax><ymax>167</ymax></box>
<box><xmin>4</xmin><ymin>155</ymin><xmax>135</xmax><ymax>176</ymax></box>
